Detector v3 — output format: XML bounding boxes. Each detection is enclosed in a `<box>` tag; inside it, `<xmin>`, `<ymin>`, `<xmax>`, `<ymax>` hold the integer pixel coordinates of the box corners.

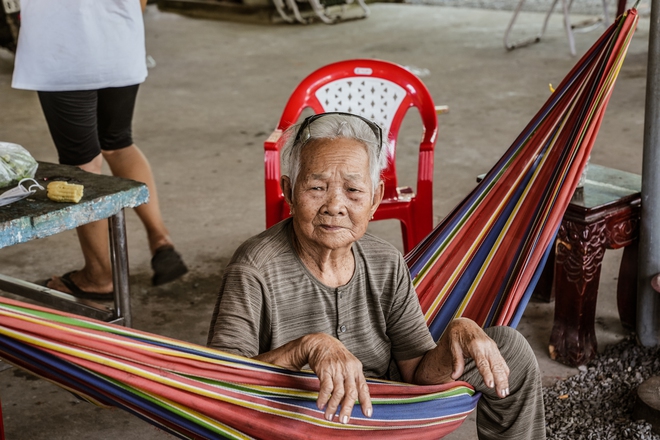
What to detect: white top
<box><xmin>12</xmin><ymin>0</ymin><xmax>147</xmax><ymax>91</ymax></box>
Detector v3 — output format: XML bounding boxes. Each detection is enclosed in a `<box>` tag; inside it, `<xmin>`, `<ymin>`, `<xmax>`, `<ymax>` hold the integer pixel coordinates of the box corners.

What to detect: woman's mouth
<box><xmin>320</xmin><ymin>224</ymin><xmax>342</xmax><ymax>231</ymax></box>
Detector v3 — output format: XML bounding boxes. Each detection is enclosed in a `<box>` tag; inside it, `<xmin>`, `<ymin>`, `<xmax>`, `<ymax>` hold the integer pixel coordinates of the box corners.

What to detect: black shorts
<box><xmin>37</xmin><ymin>85</ymin><xmax>140</xmax><ymax>166</ymax></box>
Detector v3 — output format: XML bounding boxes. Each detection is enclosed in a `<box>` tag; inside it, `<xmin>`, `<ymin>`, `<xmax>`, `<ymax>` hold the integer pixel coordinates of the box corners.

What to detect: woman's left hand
<box><xmin>446</xmin><ymin>318</ymin><xmax>510</xmax><ymax>397</ymax></box>
<box><xmin>409</xmin><ymin>318</ymin><xmax>510</xmax><ymax>398</ymax></box>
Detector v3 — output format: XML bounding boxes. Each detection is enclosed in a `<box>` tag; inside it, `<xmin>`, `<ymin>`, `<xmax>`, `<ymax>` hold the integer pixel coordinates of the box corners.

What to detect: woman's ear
<box><xmin>281</xmin><ymin>176</ymin><xmax>294</xmax><ymax>212</ymax></box>
<box><xmin>370</xmin><ymin>180</ymin><xmax>385</xmax><ymax>216</ymax></box>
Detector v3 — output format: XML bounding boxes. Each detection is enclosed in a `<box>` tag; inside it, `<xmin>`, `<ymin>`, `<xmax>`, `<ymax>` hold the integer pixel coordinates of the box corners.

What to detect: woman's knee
<box><xmin>77</xmin><ymin>154</ymin><xmax>104</xmax><ymax>174</ymax></box>
<box><xmin>485</xmin><ymin>326</ymin><xmax>539</xmax><ymax>375</ymax></box>
<box><xmin>101</xmin><ymin>144</ymin><xmax>135</xmax><ymax>158</ymax></box>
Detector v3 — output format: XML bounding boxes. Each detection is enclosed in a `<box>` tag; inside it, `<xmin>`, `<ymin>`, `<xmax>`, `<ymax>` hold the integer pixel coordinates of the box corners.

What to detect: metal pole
<box><xmin>108</xmin><ymin>210</ymin><xmax>132</xmax><ymax>328</ymax></box>
<box><xmin>637</xmin><ymin>0</ymin><xmax>660</xmax><ymax>346</ymax></box>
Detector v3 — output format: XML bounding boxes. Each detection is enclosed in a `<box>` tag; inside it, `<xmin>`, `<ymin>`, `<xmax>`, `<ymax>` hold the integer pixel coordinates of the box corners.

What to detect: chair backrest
<box><xmin>265</xmin><ymin>59</ymin><xmax>438</xmax><ymax>226</ymax></box>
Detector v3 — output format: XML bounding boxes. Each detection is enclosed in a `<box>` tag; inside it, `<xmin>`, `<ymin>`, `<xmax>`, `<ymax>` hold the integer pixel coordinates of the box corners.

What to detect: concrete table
<box><xmin>0</xmin><ymin>162</ymin><xmax>149</xmax><ymax>327</ymax></box>
<box><xmin>545</xmin><ymin>164</ymin><xmax>641</xmax><ymax>366</ymax></box>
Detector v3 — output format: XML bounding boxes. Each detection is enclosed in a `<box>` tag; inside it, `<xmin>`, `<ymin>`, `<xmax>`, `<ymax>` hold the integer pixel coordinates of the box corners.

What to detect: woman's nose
<box><xmin>322</xmin><ymin>189</ymin><xmax>346</xmax><ymax>216</ymax></box>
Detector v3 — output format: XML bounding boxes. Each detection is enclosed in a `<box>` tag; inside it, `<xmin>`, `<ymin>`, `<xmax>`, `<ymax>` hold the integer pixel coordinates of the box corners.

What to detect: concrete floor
<box><xmin>0</xmin><ymin>3</ymin><xmax>651</xmax><ymax>438</ymax></box>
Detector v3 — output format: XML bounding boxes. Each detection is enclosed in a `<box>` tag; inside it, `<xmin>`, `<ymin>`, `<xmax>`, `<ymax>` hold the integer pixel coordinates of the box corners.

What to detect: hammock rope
<box><xmin>0</xmin><ymin>9</ymin><xmax>639</xmax><ymax>439</ymax></box>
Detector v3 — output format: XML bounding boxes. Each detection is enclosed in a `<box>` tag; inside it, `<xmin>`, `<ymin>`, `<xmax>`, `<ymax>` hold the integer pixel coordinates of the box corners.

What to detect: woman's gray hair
<box><xmin>281</xmin><ymin>113</ymin><xmax>388</xmax><ymax>198</ymax></box>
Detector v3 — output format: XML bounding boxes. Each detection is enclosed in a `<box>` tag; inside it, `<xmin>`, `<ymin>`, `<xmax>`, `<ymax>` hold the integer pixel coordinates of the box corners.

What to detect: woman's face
<box><xmin>282</xmin><ymin>137</ymin><xmax>383</xmax><ymax>253</ymax></box>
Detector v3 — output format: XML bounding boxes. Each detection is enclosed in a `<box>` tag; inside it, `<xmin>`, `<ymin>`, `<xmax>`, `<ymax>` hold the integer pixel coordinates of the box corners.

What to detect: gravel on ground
<box><xmin>544</xmin><ymin>336</ymin><xmax>660</xmax><ymax>439</ymax></box>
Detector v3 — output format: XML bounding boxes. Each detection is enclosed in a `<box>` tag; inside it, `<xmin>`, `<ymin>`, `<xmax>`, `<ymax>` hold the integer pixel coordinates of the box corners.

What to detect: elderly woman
<box><xmin>208</xmin><ymin>113</ymin><xmax>545</xmax><ymax>439</ymax></box>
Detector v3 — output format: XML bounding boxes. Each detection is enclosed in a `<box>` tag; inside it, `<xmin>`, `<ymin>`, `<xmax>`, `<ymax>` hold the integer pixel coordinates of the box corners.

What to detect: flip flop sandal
<box><xmin>57</xmin><ymin>271</ymin><xmax>114</xmax><ymax>301</ymax></box>
<box><xmin>151</xmin><ymin>246</ymin><xmax>188</xmax><ymax>286</ymax></box>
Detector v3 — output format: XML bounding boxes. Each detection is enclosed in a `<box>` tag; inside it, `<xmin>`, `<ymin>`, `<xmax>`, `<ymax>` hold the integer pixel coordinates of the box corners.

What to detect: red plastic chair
<box><xmin>264</xmin><ymin>59</ymin><xmax>439</xmax><ymax>253</ymax></box>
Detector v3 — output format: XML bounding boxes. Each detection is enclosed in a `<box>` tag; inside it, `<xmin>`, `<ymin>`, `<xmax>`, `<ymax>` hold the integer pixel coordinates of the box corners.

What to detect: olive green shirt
<box><xmin>207</xmin><ymin>219</ymin><xmax>437</xmax><ymax>379</ymax></box>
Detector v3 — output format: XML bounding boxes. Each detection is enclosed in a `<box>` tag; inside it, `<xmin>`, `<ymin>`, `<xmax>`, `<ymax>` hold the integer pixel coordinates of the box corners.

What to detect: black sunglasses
<box><xmin>293</xmin><ymin>112</ymin><xmax>383</xmax><ymax>151</ymax></box>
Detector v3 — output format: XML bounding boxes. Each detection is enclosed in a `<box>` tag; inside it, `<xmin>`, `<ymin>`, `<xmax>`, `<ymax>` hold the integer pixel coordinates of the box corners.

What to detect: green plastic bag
<box><xmin>0</xmin><ymin>142</ymin><xmax>38</xmax><ymax>189</ymax></box>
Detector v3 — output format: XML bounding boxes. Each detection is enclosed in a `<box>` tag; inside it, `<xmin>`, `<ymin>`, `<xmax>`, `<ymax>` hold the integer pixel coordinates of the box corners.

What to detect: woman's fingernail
<box><xmin>366</xmin><ymin>408</ymin><xmax>373</xmax><ymax>417</ymax></box>
<box><xmin>326</xmin><ymin>414</ymin><xmax>332</xmax><ymax>421</ymax></box>
<box><xmin>342</xmin><ymin>415</ymin><xmax>349</xmax><ymax>424</ymax></box>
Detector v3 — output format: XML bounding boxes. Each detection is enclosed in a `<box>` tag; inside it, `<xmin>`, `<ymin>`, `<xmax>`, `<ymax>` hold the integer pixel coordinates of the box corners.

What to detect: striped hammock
<box><xmin>0</xmin><ymin>9</ymin><xmax>639</xmax><ymax>440</ymax></box>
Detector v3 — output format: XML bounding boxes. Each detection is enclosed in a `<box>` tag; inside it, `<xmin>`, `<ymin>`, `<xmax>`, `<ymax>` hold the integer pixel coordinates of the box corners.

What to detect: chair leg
<box><xmin>285</xmin><ymin>0</ymin><xmax>308</xmax><ymax>24</ymax></box>
<box><xmin>307</xmin><ymin>0</ymin><xmax>338</xmax><ymax>24</ymax></box>
<box><xmin>399</xmin><ymin>220</ymin><xmax>413</xmax><ymax>254</ymax></box>
<box><xmin>601</xmin><ymin>0</ymin><xmax>610</xmax><ymax>25</ymax></box>
<box><xmin>504</xmin><ymin>0</ymin><xmax>539</xmax><ymax>51</ymax></box>
<box><xmin>561</xmin><ymin>0</ymin><xmax>577</xmax><ymax>56</ymax></box>
<box><xmin>402</xmin><ymin>218</ymin><xmax>425</xmax><ymax>255</ymax></box>
<box><xmin>273</xmin><ymin>0</ymin><xmax>295</xmax><ymax>23</ymax></box>
<box><xmin>540</xmin><ymin>0</ymin><xmax>560</xmax><ymax>39</ymax></box>
<box><xmin>354</xmin><ymin>0</ymin><xmax>370</xmax><ymax>18</ymax></box>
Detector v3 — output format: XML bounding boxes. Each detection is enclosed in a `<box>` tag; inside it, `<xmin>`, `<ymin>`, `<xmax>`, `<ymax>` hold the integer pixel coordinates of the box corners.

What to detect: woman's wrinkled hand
<box><xmin>447</xmin><ymin>318</ymin><xmax>510</xmax><ymax>398</ymax></box>
<box><xmin>302</xmin><ymin>333</ymin><xmax>373</xmax><ymax>424</ymax></box>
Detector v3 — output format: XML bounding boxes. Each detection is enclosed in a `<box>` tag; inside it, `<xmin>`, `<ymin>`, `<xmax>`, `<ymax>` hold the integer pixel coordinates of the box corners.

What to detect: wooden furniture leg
<box><xmin>617</xmin><ymin>0</ymin><xmax>627</xmax><ymax>17</ymax></box>
<box><xmin>533</xmin><ymin>244</ymin><xmax>556</xmax><ymax>302</ymax></box>
<box><xmin>547</xmin><ymin>165</ymin><xmax>640</xmax><ymax>367</ymax></box>
<box><xmin>617</xmin><ymin>238</ymin><xmax>638</xmax><ymax>330</ymax></box>
<box><xmin>549</xmin><ymin>219</ymin><xmax>607</xmax><ymax>366</ymax></box>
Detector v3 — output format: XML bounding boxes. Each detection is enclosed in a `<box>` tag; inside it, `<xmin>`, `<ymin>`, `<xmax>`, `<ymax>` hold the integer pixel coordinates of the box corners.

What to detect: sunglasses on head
<box><xmin>293</xmin><ymin>112</ymin><xmax>383</xmax><ymax>151</ymax></box>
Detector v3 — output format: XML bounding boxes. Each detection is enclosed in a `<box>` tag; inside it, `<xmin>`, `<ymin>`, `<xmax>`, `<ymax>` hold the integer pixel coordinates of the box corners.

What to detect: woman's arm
<box><xmin>141</xmin><ymin>0</ymin><xmax>148</xmax><ymax>11</ymax></box>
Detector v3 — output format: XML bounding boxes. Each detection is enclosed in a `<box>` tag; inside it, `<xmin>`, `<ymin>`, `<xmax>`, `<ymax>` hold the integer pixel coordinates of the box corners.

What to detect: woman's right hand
<box><xmin>302</xmin><ymin>333</ymin><xmax>373</xmax><ymax>424</ymax></box>
<box><xmin>254</xmin><ymin>332</ymin><xmax>372</xmax><ymax>424</ymax></box>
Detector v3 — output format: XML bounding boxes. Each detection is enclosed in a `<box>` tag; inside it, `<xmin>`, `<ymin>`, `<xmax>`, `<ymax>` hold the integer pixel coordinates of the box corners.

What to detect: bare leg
<box><xmin>47</xmin><ymin>154</ymin><xmax>114</xmax><ymax>294</ymax></box>
<box><xmin>48</xmin><ymin>145</ymin><xmax>184</xmax><ymax>292</ymax></box>
<box><xmin>102</xmin><ymin>145</ymin><xmax>173</xmax><ymax>254</ymax></box>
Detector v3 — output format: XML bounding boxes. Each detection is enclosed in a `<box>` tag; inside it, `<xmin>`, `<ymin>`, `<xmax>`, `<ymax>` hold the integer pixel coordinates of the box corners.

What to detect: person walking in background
<box><xmin>11</xmin><ymin>0</ymin><xmax>187</xmax><ymax>299</ymax></box>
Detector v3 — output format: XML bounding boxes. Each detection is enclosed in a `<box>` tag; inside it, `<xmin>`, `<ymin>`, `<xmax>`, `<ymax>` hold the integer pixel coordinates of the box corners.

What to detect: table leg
<box><xmin>549</xmin><ymin>220</ymin><xmax>607</xmax><ymax>366</ymax></box>
<box><xmin>0</xmin><ymin>396</ymin><xmax>5</xmax><ymax>440</ymax></box>
<box><xmin>617</xmin><ymin>239</ymin><xmax>638</xmax><ymax>330</ymax></box>
<box><xmin>108</xmin><ymin>209</ymin><xmax>132</xmax><ymax>327</ymax></box>
<box><xmin>533</xmin><ymin>243</ymin><xmax>556</xmax><ymax>302</ymax></box>
<box><xmin>616</xmin><ymin>0</ymin><xmax>627</xmax><ymax>17</ymax></box>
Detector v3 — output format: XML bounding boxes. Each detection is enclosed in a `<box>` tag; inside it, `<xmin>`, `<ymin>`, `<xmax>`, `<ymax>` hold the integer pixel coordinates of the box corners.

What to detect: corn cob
<box><xmin>47</xmin><ymin>181</ymin><xmax>84</xmax><ymax>203</ymax></box>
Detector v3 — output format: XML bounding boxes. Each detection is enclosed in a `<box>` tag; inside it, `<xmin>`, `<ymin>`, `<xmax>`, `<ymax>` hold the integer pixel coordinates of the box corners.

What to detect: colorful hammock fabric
<box><xmin>0</xmin><ymin>297</ymin><xmax>476</xmax><ymax>440</ymax></box>
<box><xmin>0</xmin><ymin>9</ymin><xmax>639</xmax><ymax>440</ymax></box>
<box><xmin>409</xmin><ymin>8</ymin><xmax>639</xmax><ymax>339</ymax></box>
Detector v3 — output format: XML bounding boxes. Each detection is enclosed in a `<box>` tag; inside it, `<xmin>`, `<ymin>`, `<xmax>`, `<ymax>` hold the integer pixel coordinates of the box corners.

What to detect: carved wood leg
<box><xmin>549</xmin><ymin>220</ymin><xmax>607</xmax><ymax>366</ymax></box>
<box><xmin>617</xmin><ymin>239</ymin><xmax>638</xmax><ymax>330</ymax></box>
<box><xmin>533</xmin><ymin>243</ymin><xmax>555</xmax><ymax>302</ymax></box>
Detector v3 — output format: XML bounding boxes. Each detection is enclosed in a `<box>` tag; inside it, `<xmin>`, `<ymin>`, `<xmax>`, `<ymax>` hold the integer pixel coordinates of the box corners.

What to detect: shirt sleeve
<box><xmin>206</xmin><ymin>263</ymin><xmax>271</xmax><ymax>358</ymax></box>
<box><xmin>385</xmin><ymin>254</ymin><xmax>437</xmax><ymax>361</ymax></box>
